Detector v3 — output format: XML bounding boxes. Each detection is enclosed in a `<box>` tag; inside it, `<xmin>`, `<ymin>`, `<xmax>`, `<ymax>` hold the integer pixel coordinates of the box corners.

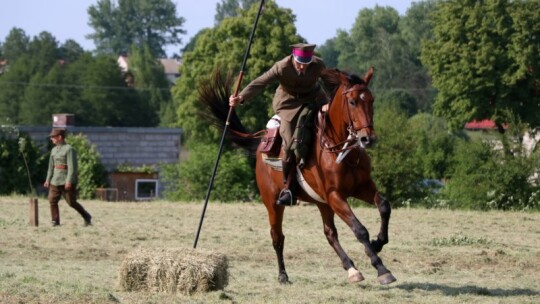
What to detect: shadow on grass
<box><xmin>396</xmin><ymin>282</ymin><xmax>539</xmax><ymax>297</ymax></box>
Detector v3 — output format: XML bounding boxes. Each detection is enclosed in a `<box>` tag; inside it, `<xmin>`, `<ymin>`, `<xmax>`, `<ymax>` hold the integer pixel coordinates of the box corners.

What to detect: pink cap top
<box><xmin>292</xmin><ymin>48</ymin><xmax>314</xmax><ymax>58</ymax></box>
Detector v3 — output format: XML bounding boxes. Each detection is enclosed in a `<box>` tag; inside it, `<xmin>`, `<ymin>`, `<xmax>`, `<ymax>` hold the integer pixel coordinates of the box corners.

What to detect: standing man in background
<box><xmin>44</xmin><ymin>128</ymin><xmax>92</xmax><ymax>226</ymax></box>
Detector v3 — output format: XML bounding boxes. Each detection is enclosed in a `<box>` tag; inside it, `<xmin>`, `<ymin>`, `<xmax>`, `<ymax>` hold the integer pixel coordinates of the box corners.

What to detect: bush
<box><xmin>65</xmin><ymin>133</ymin><xmax>107</xmax><ymax>199</ymax></box>
<box><xmin>0</xmin><ymin>126</ymin><xmax>48</xmax><ymax>195</ymax></box>
<box><xmin>442</xmin><ymin>138</ymin><xmax>540</xmax><ymax>211</ymax></box>
<box><xmin>369</xmin><ymin>107</ymin><xmax>426</xmax><ymax>205</ymax></box>
<box><xmin>162</xmin><ymin>143</ymin><xmax>255</xmax><ymax>202</ymax></box>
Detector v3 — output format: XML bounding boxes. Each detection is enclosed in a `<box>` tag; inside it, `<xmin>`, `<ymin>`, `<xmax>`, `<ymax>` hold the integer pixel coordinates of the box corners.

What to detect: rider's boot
<box><xmin>277</xmin><ymin>158</ymin><xmax>297</xmax><ymax>206</ymax></box>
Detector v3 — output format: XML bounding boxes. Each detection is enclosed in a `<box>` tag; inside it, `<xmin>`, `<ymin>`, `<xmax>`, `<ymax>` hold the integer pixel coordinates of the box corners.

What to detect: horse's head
<box><xmin>323</xmin><ymin>67</ymin><xmax>377</xmax><ymax>149</ymax></box>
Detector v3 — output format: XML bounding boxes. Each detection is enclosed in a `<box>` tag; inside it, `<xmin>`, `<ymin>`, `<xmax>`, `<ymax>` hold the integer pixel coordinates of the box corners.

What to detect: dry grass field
<box><xmin>0</xmin><ymin>195</ymin><xmax>539</xmax><ymax>304</ymax></box>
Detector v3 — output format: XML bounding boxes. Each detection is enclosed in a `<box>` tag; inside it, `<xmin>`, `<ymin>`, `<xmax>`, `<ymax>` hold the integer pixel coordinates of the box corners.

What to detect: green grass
<box><xmin>430</xmin><ymin>234</ymin><xmax>491</xmax><ymax>246</ymax></box>
<box><xmin>0</xmin><ymin>196</ymin><xmax>539</xmax><ymax>303</ymax></box>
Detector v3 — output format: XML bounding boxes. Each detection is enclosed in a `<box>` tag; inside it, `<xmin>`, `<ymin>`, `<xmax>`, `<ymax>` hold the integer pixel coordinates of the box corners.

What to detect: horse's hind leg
<box><xmin>316</xmin><ymin>203</ymin><xmax>364</xmax><ymax>283</ymax></box>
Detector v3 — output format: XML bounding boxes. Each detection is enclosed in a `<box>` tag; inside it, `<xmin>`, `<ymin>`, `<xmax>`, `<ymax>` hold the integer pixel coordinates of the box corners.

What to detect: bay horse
<box><xmin>198</xmin><ymin>67</ymin><xmax>396</xmax><ymax>285</ymax></box>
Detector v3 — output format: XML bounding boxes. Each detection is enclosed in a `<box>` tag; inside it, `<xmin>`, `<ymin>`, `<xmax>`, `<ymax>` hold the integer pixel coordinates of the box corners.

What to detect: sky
<box><xmin>0</xmin><ymin>0</ymin><xmax>415</xmax><ymax>57</ymax></box>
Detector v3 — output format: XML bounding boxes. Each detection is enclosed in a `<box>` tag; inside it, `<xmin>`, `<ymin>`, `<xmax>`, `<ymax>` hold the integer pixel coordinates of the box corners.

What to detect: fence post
<box><xmin>29</xmin><ymin>198</ymin><xmax>39</xmax><ymax>226</ymax></box>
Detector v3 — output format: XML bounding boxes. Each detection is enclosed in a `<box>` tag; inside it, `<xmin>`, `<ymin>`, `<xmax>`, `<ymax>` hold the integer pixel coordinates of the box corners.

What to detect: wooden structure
<box><xmin>108</xmin><ymin>172</ymin><xmax>159</xmax><ymax>201</ymax></box>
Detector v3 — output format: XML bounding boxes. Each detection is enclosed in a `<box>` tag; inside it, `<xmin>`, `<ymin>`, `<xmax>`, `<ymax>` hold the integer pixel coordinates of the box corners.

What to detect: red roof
<box><xmin>465</xmin><ymin>119</ymin><xmax>508</xmax><ymax>130</ymax></box>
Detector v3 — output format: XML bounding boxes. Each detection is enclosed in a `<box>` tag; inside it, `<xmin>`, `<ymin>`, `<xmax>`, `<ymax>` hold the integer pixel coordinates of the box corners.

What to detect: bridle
<box><xmin>319</xmin><ymin>83</ymin><xmax>374</xmax><ymax>163</ymax></box>
<box><xmin>341</xmin><ymin>83</ymin><xmax>374</xmax><ymax>134</ymax></box>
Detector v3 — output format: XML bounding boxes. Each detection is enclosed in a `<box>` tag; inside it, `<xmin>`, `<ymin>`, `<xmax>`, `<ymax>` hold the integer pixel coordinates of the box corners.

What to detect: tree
<box><xmin>335</xmin><ymin>6</ymin><xmax>403</xmax><ymax>78</ymax></box>
<box><xmin>18</xmin><ymin>66</ymin><xmax>64</xmax><ymax>125</ymax></box>
<box><xmin>330</xmin><ymin>5</ymin><xmax>435</xmax><ymax>114</ymax></box>
<box><xmin>27</xmin><ymin>32</ymin><xmax>60</xmax><ymax>75</ymax></box>
<box><xmin>376</xmin><ymin>89</ymin><xmax>418</xmax><ymax>117</ymax></box>
<box><xmin>87</xmin><ymin>0</ymin><xmax>186</xmax><ymax>57</ymax></box>
<box><xmin>59</xmin><ymin>39</ymin><xmax>85</xmax><ymax>63</ymax></box>
<box><xmin>0</xmin><ymin>55</ymin><xmax>32</xmax><ymax>123</ymax></box>
<box><xmin>215</xmin><ymin>0</ymin><xmax>260</xmax><ymax>24</ymax></box>
<box><xmin>318</xmin><ymin>38</ymin><xmax>339</xmax><ymax>68</ymax></box>
<box><xmin>0</xmin><ymin>31</ymin><xmax>59</xmax><ymax>124</ymax></box>
<box><xmin>128</xmin><ymin>44</ymin><xmax>171</xmax><ymax>126</ymax></box>
<box><xmin>421</xmin><ymin>0</ymin><xmax>540</xmax><ymax>131</ymax></box>
<box><xmin>74</xmin><ymin>55</ymin><xmax>154</xmax><ymax>126</ymax></box>
<box><xmin>1</xmin><ymin>27</ymin><xmax>29</xmax><ymax>63</ymax></box>
<box><xmin>398</xmin><ymin>0</ymin><xmax>438</xmax><ymax>112</ymax></box>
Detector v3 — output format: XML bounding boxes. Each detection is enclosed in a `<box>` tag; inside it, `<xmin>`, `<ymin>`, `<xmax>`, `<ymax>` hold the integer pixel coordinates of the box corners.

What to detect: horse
<box><xmin>198</xmin><ymin>67</ymin><xmax>396</xmax><ymax>285</ymax></box>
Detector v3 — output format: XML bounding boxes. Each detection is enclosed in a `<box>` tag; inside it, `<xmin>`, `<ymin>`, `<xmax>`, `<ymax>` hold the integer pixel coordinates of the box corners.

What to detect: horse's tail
<box><xmin>198</xmin><ymin>68</ymin><xmax>260</xmax><ymax>155</ymax></box>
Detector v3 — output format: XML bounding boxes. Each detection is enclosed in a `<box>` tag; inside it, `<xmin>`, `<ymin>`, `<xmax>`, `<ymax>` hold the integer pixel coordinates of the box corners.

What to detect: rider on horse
<box><xmin>229</xmin><ymin>43</ymin><xmax>328</xmax><ymax>206</ymax></box>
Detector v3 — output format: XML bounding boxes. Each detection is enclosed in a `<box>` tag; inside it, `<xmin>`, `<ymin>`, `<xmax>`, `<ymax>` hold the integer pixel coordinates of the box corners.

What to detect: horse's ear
<box><xmin>364</xmin><ymin>66</ymin><xmax>374</xmax><ymax>84</ymax></box>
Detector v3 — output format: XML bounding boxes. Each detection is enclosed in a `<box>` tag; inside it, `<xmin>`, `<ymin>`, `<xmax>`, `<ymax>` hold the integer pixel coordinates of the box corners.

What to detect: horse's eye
<box><xmin>348</xmin><ymin>99</ymin><xmax>355</xmax><ymax>106</ymax></box>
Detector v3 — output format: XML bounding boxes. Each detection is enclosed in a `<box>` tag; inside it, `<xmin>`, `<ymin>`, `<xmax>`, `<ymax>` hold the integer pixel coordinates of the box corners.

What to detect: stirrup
<box><xmin>276</xmin><ymin>188</ymin><xmax>295</xmax><ymax>206</ymax></box>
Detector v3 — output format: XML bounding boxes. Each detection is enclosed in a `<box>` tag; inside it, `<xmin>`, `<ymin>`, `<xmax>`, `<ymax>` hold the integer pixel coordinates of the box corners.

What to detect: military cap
<box><xmin>290</xmin><ymin>43</ymin><xmax>316</xmax><ymax>64</ymax></box>
<box><xmin>50</xmin><ymin>128</ymin><xmax>66</xmax><ymax>137</ymax></box>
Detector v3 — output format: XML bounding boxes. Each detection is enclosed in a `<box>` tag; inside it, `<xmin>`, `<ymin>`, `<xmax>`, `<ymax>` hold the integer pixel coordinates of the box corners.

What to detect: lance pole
<box><xmin>194</xmin><ymin>0</ymin><xmax>265</xmax><ymax>248</ymax></box>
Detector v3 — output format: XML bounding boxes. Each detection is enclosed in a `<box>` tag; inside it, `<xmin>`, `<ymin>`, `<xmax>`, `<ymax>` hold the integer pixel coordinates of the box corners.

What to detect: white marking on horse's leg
<box><xmin>347</xmin><ymin>267</ymin><xmax>365</xmax><ymax>283</ymax></box>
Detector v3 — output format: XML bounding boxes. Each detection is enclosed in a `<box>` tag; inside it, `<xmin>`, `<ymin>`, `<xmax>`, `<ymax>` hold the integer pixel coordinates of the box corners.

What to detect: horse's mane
<box><xmin>320</xmin><ymin>68</ymin><xmax>365</xmax><ymax>98</ymax></box>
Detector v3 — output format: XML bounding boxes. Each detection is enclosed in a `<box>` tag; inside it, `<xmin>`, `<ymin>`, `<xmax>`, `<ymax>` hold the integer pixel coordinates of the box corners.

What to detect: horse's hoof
<box><xmin>377</xmin><ymin>272</ymin><xmax>397</xmax><ymax>285</ymax></box>
<box><xmin>347</xmin><ymin>268</ymin><xmax>365</xmax><ymax>283</ymax></box>
<box><xmin>278</xmin><ymin>273</ymin><xmax>291</xmax><ymax>284</ymax></box>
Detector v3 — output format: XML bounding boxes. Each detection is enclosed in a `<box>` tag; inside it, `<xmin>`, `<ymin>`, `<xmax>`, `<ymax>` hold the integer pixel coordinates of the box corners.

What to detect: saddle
<box><xmin>259</xmin><ymin>113</ymin><xmax>326</xmax><ymax>204</ymax></box>
<box><xmin>259</xmin><ymin>107</ymin><xmax>316</xmax><ymax>167</ymax></box>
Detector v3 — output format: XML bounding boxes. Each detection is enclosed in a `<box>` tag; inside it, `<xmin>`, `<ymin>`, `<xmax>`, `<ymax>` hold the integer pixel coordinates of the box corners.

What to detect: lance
<box><xmin>194</xmin><ymin>0</ymin><xmax>265</xmax><ymax>248</ymax></box>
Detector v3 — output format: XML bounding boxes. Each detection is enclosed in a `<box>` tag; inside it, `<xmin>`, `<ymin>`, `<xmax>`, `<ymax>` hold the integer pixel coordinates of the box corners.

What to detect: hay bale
<box><xmin>118</xmin><ymin>248</ymin><xmax>228</xmax><ymax>294</ymax></box>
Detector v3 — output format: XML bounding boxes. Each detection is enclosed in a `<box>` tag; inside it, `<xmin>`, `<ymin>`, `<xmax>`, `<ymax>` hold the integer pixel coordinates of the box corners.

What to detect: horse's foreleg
<box><xmin>356</xmin><ymin>183</ymin><xmax>391</xmax><ymax>253</ymax></box>
<box><xmin>371</xmin><ymin>192</ymin><xmax>391</xmax><ymax>253</ymax></box>
<box><xmin>330</xmin><ymin>194</ymin><xmax>396</xmax><ymax>285</ymax></box>
<box><xmin>316</xmin><ymin>203</ymin><xmax>364</xmax><ymax>283</ymax></box>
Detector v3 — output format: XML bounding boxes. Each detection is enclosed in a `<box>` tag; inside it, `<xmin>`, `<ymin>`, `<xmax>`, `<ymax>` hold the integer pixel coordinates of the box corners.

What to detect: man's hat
<box><xmin>50</xmin><ymin>128</ymin><xmax>66</xmax><ymax>137</ymax></box>
<box><xmin>291</xmin><ymin>43</ymin><xmax>316</xmax><ymax>64</ymax></box>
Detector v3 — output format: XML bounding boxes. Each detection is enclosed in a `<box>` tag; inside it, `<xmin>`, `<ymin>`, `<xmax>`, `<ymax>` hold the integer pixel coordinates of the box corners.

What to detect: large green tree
<box><xmin>0</xmin><ymin>31</ymin><xmax>58</xmax><ymax>124</ymax></box>
<box><xmin>87</xmin><ymin>0</ymin><xmax>186</xmax><ymax>57</ymax></box>
<box><xmin>330</xmin><ymin>4</ymin><xmax>435</xmax><ymax>114</ymax></box>
<box><xmin>0</xmin><ymin>28</ymin><xmax>156</xmax><ymax>127</ymax></box>
<box><xmin>421</xmin><ymin>0</ymin><xmax>540</xmax><ymax>131</ymax></box>
<box><xmin>128</xmin><ymin>44</ymin><xmax>171</xmax><ymax>126</ymax></box>
<box><xmin>398</xmin><ymin>0</ymin><xmax>438</xmax><ymax>112</ymax></box>
<box><xmin>74</xmin><ymin>55</ymin><xmax>153</xmax><ymax>126</ymax></box>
